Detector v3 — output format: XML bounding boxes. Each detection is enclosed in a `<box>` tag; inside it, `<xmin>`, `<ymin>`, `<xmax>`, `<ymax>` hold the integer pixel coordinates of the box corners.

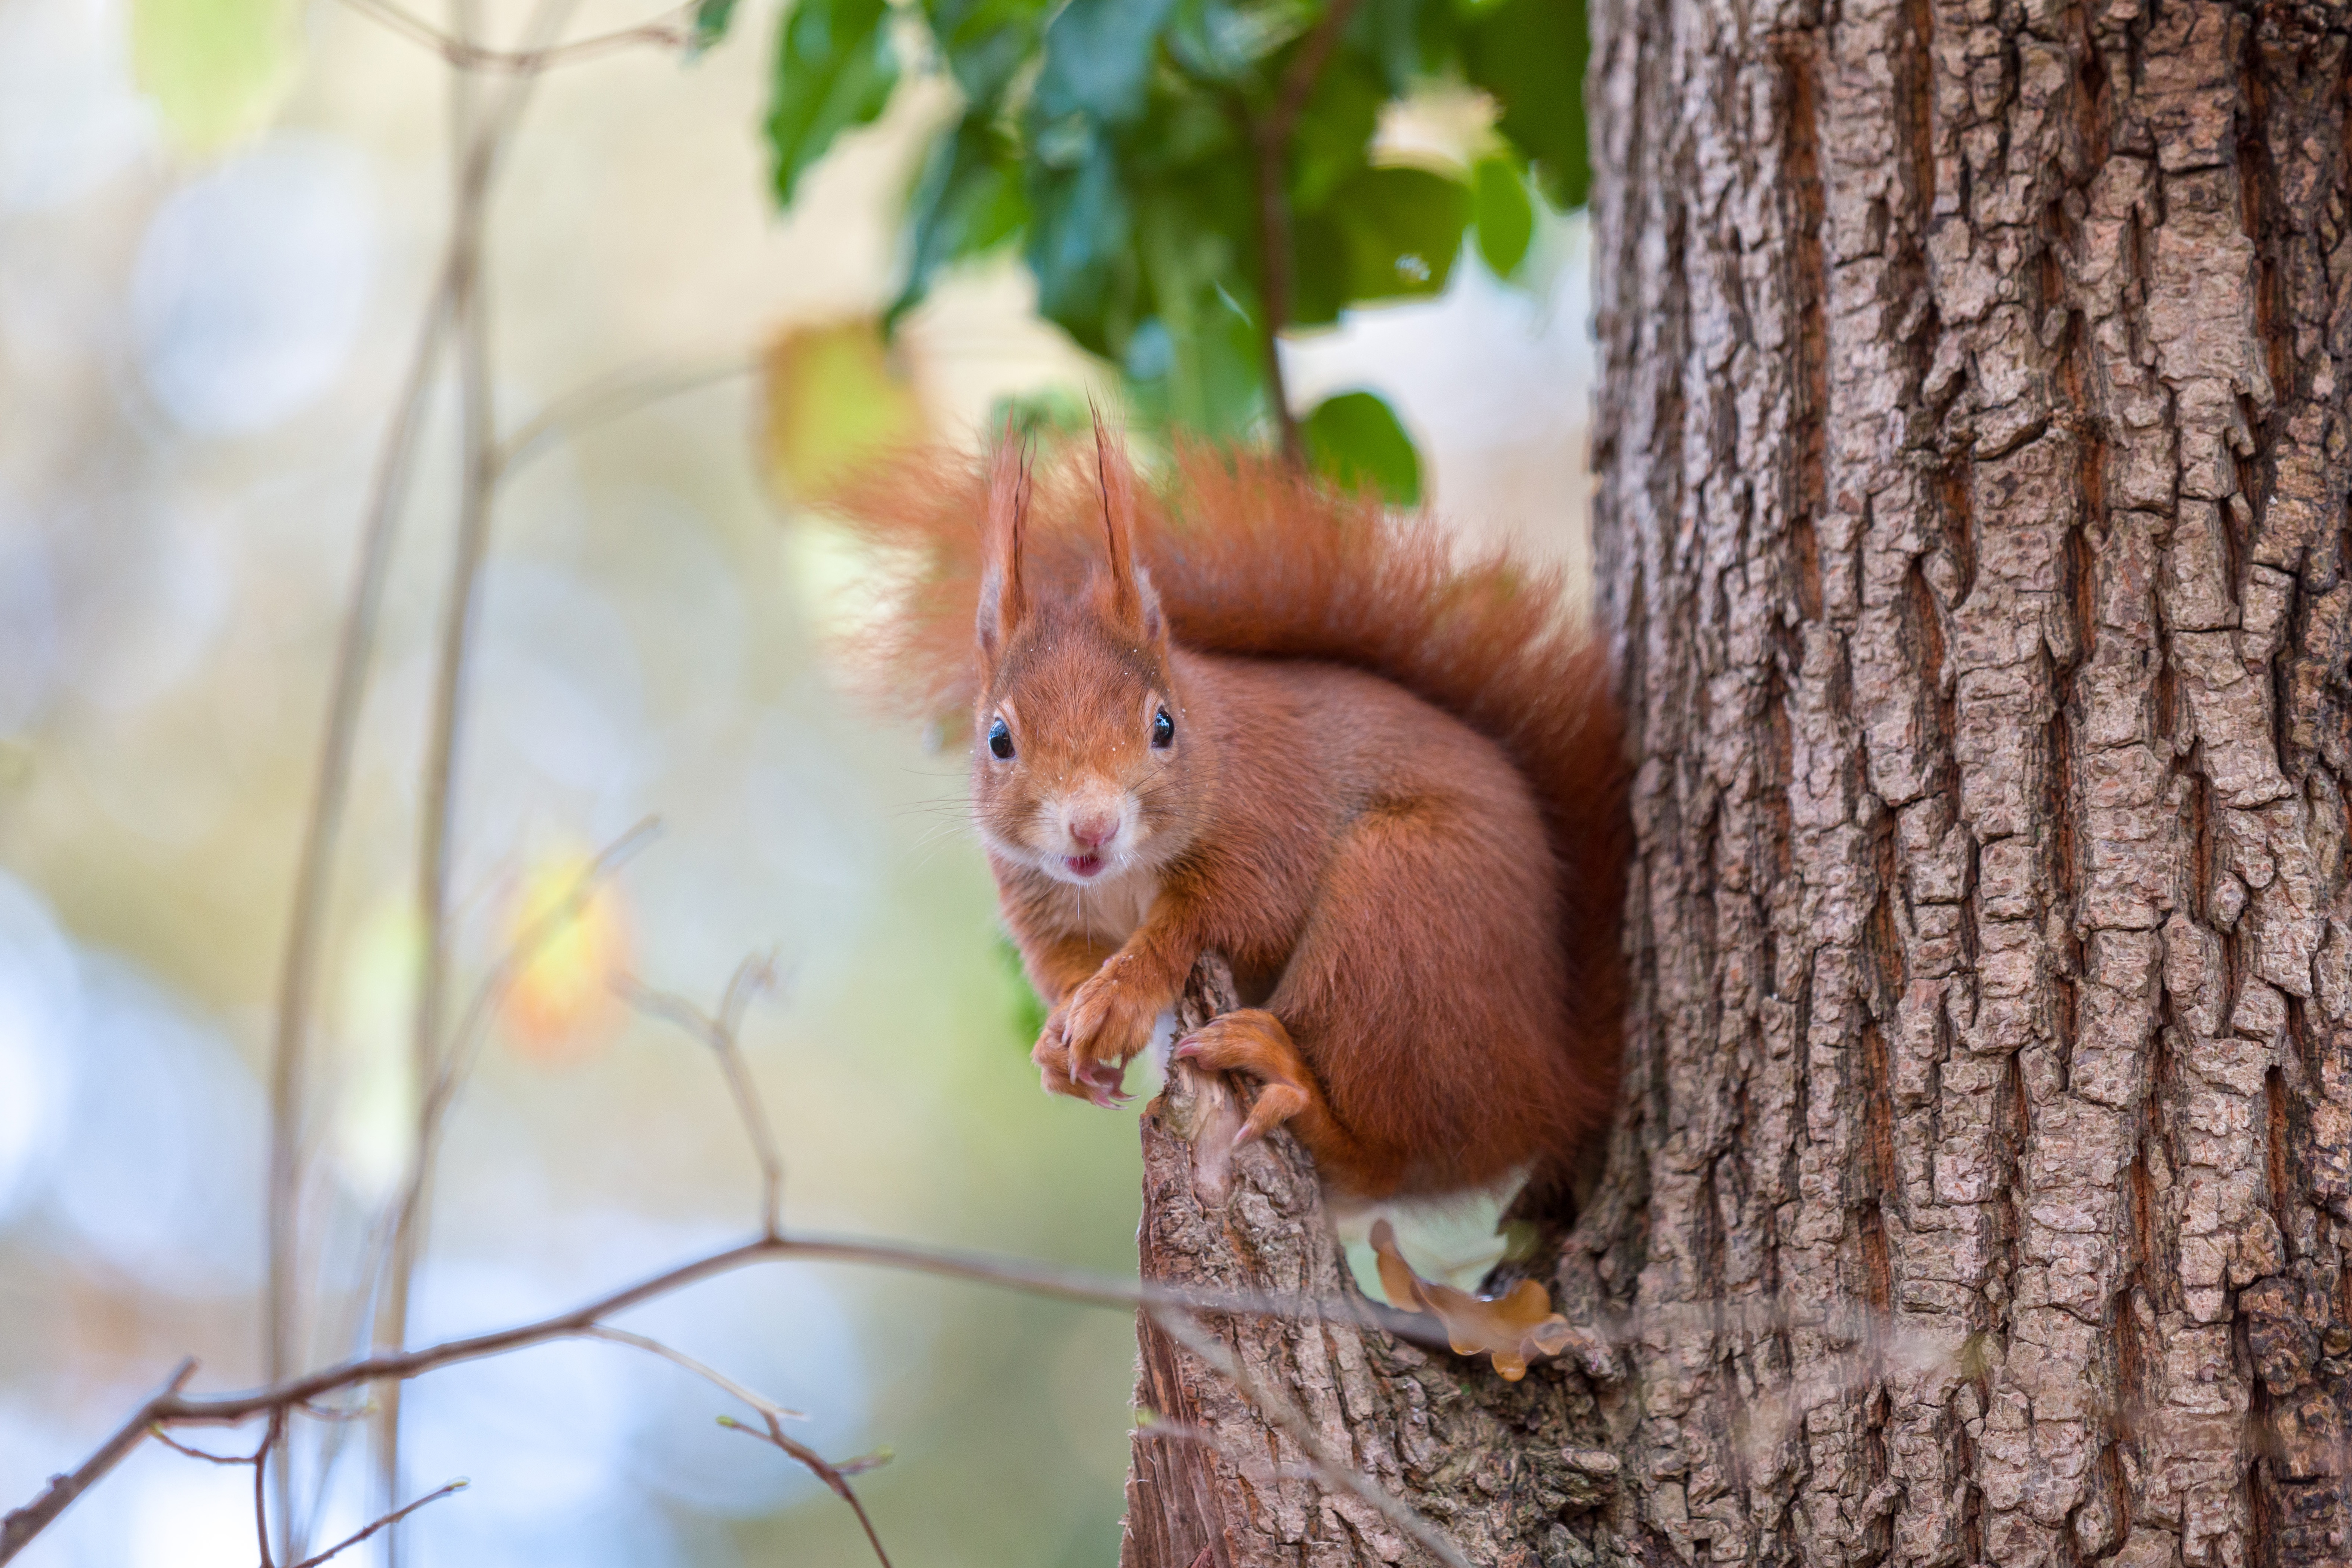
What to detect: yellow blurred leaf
<box><xmin>763</xmin><ymin>318</ymin><xmax>926</xmax><ymax>504</ymax></box>
<box><xmin>1369</xmin><ymin>1219</ymin><xmax>1572</xmax><ymax>1382</ymax></box>
<box><xmin>503</xmin><ymin>849</ymin><xmax>631</xmax><ymax>1061</ymax></box>
<box><xmin>134</xmin><ymin>0</ymin><xmax>296</xmax><ymax>153</ymax></box>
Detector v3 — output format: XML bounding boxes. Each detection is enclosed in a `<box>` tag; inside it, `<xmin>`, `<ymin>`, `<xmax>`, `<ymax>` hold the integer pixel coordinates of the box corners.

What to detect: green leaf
<box><xmin>767</xmin><ymin>0</ymin><xmax>901</xmax><ymax>209</ymax></box>
<box><xmin>890</xmin><ymin>111</ymin><xmax>1027</xmax><ymax>323</ymax></box>
<box><xmin>922</xmin><ymin>0</ymin><xmax>1054</xmax><ymax>101</ymax></box>
<box><xmin>1034</xmin><ymin>0</ymin><xmax>1179</xmax><ymax>124</ymax></box>
<box><xmin>1293</xmin><ymin>164</ymin><xmax>1470</xmax><ymax>323</ymax></box>
<box><xmin>1472</xmin><ymin>155</ymin><xmax>1532</xmax><ymax>277</ymax></box>
<box><xmin>133</xmin><ymin>0</ymin><xmax>296</xmax><ymax>152</ymax></box>
<box><xmin>1303</xmin><ymin>390</ymin><xmax>1420</xmax><ymax>505</ymax></box>
<box><xmin>1165</xmin><ymin>0</ymin><xmax>1317</xmax><ymax>84</ymax></box>
<box><xmin>691</xmin><ymin>0</ymin><xmax>737</xmax><ymax>52</ymax></box>
<box><xmin>1461</xmin><ymin>0</ymin><xmax>1587</xmax><ymax>209</ymax></box>
<box><xmin>1024</xmin><ymin>138</ymin><xmax>1135</xmax><ymax>356</ymax></box>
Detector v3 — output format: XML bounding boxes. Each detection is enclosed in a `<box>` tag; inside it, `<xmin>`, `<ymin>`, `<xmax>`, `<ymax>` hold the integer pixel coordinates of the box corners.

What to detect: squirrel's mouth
<box><xmin>1062</xmin><ymin>853</ymin><xmax>1106</xmax><ymax>879</ymax></box>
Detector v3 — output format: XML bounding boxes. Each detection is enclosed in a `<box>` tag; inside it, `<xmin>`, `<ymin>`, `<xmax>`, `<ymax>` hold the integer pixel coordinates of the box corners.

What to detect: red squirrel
<box><xmin>834</xmin><ymin>429</ymin><xmax>1626</xmax><ymax>1201</ymax></box>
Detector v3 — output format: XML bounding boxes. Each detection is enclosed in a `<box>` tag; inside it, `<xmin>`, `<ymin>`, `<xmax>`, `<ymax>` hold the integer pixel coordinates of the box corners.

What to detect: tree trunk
<box><xmin>1120</xmin><ymin>957</ymin><xmax>1636</xmax><ymax>1567</ymax></box>
<box><xmin>1585</xmin><ymin>0</ymin><xmax>2352</xmax><ymax>1564</ymax></box>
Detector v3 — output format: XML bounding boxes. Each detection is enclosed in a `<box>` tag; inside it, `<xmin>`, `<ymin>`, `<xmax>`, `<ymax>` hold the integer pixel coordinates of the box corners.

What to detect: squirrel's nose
<box><xmin>1067</xmin><ymin>809</ymin><xmax>1118</xmax><ymax>848</ymax></box>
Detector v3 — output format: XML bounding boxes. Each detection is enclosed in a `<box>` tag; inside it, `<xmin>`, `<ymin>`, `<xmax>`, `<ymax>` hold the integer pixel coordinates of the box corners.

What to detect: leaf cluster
<box><xmin>731</xmin><ymin>0</ymin><xmax>1584</xmax><ymax>497</ymax></box>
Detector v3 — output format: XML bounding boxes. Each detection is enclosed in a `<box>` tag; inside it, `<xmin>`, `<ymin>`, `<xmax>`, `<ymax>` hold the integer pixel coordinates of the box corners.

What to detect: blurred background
<box><xmin>0</xmin><ymin>0</ymin><xmax>1595</xmax><ymax>1559</ymax></box>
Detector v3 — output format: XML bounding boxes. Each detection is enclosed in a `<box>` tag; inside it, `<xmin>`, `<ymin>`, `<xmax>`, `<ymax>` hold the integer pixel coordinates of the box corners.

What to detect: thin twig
<box><xmin>577</xmin><ymin>1325</ymin><xmax>807</xmax><ymax>1423</ymax></box>
<box><xmin>147</xmin><ymin>1428</ymin><xmax>255</xmax><ymax>1466</ymax></box>
<box><xmin>582</xmin><ymin>1324</ymin><xmax>890</xmax><ymax>1566</ymax></box>
<box><xmin>495</xmin><ymin>355</ymin><xmax>758</xmax><ymax>479</ymax></box>
<box><xmin>337</xmin><ymin>0</ymin><xmax>698</xmax><ymax>71</ymax></box>
<box><xmin>0</xmin><ymin>1358</ymin><xmax>194</xmax><ymax>1561</ymax></box>
<box><xmin>615</xmin><ymin>954</ymin><xmax>785</xmax><ymax>1237</ymax></box>
<box><xmin>299</xmin><ymin>1400</ymin><xmax>374</xmax><ymax>1423</ymax></box>
<box><xmin>716</xmin><ymin>1419</ymin><xmax>895</xmax><ymax>1568</ymax></box>
<box><xmin>289</xmin><ymin>1479</ymin><xmax>468</xmax><ymax>1568</ymax></box>
<box><xmin>1149</xmin><ymin>1308</ymin><xmax>1472</xmax><ymax>1568</ymax></box>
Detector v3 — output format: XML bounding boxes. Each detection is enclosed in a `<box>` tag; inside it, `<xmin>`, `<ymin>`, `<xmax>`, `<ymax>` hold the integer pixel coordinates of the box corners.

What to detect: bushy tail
<box><xmin>825</xmin><ymin>438</ymin><xmax>1628</xmax><ymax>1082</ymax></box>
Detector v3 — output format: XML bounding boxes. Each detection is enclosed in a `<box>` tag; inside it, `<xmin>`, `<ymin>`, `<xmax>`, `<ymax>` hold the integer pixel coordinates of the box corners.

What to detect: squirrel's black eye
<box><xmin>1151</xmin><ymin>706</ymin><xmax>1175</xmax><ymax>749</ymax></box>
<box><xmin>987</xmin><ymin>716</ymin><xmax>1015</xmax><ymax>760</ymax></box>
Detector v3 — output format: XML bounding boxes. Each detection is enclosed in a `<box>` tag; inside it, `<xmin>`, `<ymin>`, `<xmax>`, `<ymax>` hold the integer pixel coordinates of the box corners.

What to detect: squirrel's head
<box><xmin>967</xmin><ymin>430</ymin><xmax>1195</xmax><ymax>887</ymax></box>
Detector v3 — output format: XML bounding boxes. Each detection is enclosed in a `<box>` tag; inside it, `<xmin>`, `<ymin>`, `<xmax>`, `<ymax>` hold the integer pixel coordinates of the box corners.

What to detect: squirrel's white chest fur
<box><xmin>1061</xmin><ymin>867</ymin><xmax>1158</xmax><ymax>945</ymax></box>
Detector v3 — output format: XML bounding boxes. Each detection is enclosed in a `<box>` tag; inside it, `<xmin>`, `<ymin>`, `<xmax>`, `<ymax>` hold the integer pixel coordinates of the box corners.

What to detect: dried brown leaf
<box><xmin>1368</xmin><ymin>1219</ymin><xmax>1570</xmax><ymax>1382</ymax></box>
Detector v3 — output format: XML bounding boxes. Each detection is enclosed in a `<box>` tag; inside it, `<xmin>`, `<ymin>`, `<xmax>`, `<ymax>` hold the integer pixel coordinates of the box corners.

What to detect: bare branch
<box><xmin>5</xmin><ymin>1230</ymin><xmax>1450</xmax><ymax>1558</ymax></box>
<box><xmin>616</xmin><ymin>954</ymin><xmax>785</xmax><ymax>1237</ymax></box>
<box><xmin>290</xmin><ymin>1479</ymin><xmax>467</xmax><ymax>1568</ymax></box>
<box><xmin>1148</xmin><ymin>1308</ymin><xmax>1473</xmax><ymax>1568</ymax></box>
<box><xmin>0</xmin><ymin>1358</ymin><xmax>195</xmax><ymax>1561</ymax></box>
<box><xmin>264</xmin><ymin>209</ymin><xmax>457</xmax><ymax>1553</ymax></box>
<box><xmin>376</xmin><ymin>0</ymin><xmax>584</xmax><ymax>1541</ymax></box>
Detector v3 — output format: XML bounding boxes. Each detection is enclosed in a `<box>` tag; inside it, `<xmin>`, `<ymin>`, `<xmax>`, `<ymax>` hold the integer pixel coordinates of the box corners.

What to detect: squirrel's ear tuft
<box><xmin>976</xmin><ymin>431</ymin><xmax>1030</xmax><ymax>663</ymax></box>
<box><xmin>1091</xmin><ymin>413</ymin><xmax>1162</xmax><ymax>645</ymax></box>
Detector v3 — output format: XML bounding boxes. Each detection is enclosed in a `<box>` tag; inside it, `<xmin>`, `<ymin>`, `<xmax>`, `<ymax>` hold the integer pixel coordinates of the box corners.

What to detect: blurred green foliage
<box><xmin>734</xmin><ymin>0</ymin><xmax>1586</xmax><ymax>494</ymax></box>
<box><xmin>133</xmin><ymin>0</ymin><xmax>297</xmax><ymax>150</ymax></box>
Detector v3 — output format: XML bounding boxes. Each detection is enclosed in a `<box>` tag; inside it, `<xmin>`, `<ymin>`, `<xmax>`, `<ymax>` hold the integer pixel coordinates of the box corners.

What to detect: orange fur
<box><xmin>825</xmin><ymin>434</ymin><xmax>1627</xmax><ymax>1200</ymax></box>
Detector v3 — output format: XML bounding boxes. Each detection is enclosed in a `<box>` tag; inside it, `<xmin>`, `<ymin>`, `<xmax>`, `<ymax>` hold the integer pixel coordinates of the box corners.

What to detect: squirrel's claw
<box><xmin>1059</xmin><ymin>964</ymin><xmax>1166</xmax><ymax>1100</ymax></box>
<box><xmin>1075</xmin><ymin>1055</ymin><xmax>1131</xmax><ymax>1107</ymax></box>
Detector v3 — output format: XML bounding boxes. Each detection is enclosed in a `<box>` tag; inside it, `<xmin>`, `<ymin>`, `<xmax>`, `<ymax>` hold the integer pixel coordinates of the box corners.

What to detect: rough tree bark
<box><xmin>1583</xmin><ymin>0</ymin><xmax>2352</xmax><ymax>1562</ymax></box>
<box><xmin>1121</xmin><ymin>2</ymin><xmax>2352</xmax><ymax>1563</ymax></box>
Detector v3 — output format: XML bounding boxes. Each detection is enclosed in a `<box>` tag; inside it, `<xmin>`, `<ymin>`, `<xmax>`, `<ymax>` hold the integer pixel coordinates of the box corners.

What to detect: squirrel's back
<box><xmin>830</xmin><ymin>437</ymin><xmax>1628</xmax><ymax>1120</ymax></box>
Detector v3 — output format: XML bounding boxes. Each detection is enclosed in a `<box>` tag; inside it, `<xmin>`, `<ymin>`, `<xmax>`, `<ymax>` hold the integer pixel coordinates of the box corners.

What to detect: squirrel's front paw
<box><xmin>1031</xmin><ymin>1004</ymin><xmax>1129</xmax><ymax>1107</ymax></box>
<box><xmin>1058</xmin><ymin>963</ymin><xmax>1169</xmax><ymax>1105</ymax></box>
<box><xmin>1030</xmin><ymin>1006</ymin><xmax>1094</xmax><ymax>1103</ymax></box>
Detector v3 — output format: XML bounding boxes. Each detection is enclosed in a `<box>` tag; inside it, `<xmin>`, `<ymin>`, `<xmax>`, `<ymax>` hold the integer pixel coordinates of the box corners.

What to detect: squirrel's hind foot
<box><xmin>1173</xmin><ymin>1009</ymin><xmax>1327</xmax><ymax>1149</ymax></box>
